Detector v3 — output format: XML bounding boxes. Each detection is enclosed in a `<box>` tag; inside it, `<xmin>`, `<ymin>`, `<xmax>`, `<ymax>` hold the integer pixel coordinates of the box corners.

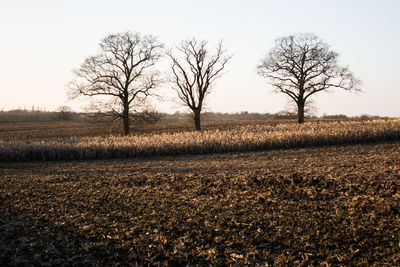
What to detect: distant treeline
<box><xmin>0</xmin><ymin>109</ymin><xmax>385</xmax><ymax>122</ymax></box>
<box><xmin>0</xmin><ymin>110</ymin><xmax>83</xmax><ymax>122</ymax></box>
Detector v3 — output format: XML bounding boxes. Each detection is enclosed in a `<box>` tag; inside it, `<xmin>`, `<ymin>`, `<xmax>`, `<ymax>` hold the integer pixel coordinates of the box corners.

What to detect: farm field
<box><xmin>1</xmin><ymin>141</ymin><xmax>400</xmax><ymax>265</ymax></box>
<box><xmin>0</xmin><ymin>118</ymin><xmax>375</xmax><ymax>141</ymax></box>
<box><xmin>0</xmin><ymin>120</ymin><xmax>277</xmax><ymax>141</ymax></box>
<box><xmin>1</xmin><ymin>119</ymin><xmax>400</xmax><ymax>162</ymax></box>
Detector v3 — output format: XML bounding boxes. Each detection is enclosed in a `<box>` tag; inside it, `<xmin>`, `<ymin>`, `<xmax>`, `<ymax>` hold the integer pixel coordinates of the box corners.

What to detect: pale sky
<box><xmin>1</xmin><ymin>0</ymin><xmax>399</xmax><ymax>116</ymax></box>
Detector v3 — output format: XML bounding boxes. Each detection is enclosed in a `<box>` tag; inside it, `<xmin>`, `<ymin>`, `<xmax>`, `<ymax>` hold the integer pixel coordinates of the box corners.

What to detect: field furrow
<box><xmin>1</xmin><ymin>142</ymin><xmax>400</xmax><ymax>265</ymax></box>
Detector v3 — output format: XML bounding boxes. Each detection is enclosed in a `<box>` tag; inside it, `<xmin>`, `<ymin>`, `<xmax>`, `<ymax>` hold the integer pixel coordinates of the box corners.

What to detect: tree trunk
<box><xmin>123</xmin><ymin>101</ymin><xmax>130</xmax><ymax>135</ymax></box>
<box><xmin>194</xmin><ymin>110</ymin><xmax>201</xmax><ymax>131</ymax></box>
<box><xmin>297</xmin><ymin>101</ymin><xmax>305</xmax><ymax>124</ymax></box>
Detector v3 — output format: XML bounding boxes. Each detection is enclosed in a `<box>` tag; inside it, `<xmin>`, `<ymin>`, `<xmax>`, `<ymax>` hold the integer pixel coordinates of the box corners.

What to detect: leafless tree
<box><xmin>167</xmin><ymin>39</ymin><xmax>232</xmax><ymax>130</ymax></box>
<box><xmin>68</xmin><ymin>31</ymin><xmax>163</xmax><ymax>135</ymax></box>
<box><xmin>55</xmin><ymin>105</ymin><xmax>74</xmax><ymax>121</ymax></box>
<box><xmin>257</xmin><ymin>33</ymin><xmax>360</xmax><ymax>123</ymax></box>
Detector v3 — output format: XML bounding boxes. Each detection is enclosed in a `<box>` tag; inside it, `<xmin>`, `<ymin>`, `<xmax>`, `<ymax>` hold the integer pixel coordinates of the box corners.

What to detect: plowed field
<box><xmin>1</xmin><ymin>142</ymin><xmax>400</xmax><ymax>265</ymax></box>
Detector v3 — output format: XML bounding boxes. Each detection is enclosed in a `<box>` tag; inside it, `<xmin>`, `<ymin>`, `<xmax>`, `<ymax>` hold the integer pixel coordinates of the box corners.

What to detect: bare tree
<box><xmin>55</xmin><ymin>105</ymin><xmax>74</xmax><ymax>121</ymax></box>
<box><xmin>167</xmin><ymin>39</ymin><xmax>232</xmax><ymax>130</ymax></box>
<box><xmin>68</xmin><ymin>31</ymin><xmax>163</xmax><ymax>135</ymax></box>
<box><xmin>257</xmin><ymin>33</ymin><xmax>360</xmax><ymax>123</ymax></box>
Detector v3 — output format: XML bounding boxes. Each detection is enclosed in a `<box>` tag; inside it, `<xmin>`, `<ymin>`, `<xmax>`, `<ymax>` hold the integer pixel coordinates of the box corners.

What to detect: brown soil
<box><xmin>1</xmin><ymin>142</ymin><xmax>400</xmax><ymax>265</ymax></box>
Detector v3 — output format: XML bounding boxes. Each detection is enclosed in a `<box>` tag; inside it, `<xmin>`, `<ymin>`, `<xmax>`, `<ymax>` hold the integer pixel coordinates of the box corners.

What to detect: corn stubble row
<box><xmin>2</xmin><ymin>119</ymin><xmax>400</xmax><ymax>162</ymax></box>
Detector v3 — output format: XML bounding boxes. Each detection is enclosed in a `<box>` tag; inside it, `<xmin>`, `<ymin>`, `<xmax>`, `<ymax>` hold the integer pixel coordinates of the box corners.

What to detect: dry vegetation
<box><xmin>1</xmin><ymin>142</ymin><xmax>400</xmax><ymax>265</ymax></box>
<box><xmin>1</xmin><ymin>119</ymin><xmax>399</xmax><ymax>162</ymax></box>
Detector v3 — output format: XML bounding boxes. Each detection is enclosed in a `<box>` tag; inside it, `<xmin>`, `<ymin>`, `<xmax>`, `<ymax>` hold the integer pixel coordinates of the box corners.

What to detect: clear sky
<box><xmin>1</xmin><ymin>0</ymin><xmax>399</xmax><ymax>116</ymax></box>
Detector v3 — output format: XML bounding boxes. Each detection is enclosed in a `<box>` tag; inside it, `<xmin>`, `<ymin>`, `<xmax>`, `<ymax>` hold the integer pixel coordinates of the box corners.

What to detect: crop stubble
<box><xmin>1</xmin><ymin>142</ymin><xmax>400</xmax><ymax>265</ymax></box>
<box><xmin>1</xmin><ymin>119</ymin><xmax>400</xmax><ymax>162</ymax></box>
